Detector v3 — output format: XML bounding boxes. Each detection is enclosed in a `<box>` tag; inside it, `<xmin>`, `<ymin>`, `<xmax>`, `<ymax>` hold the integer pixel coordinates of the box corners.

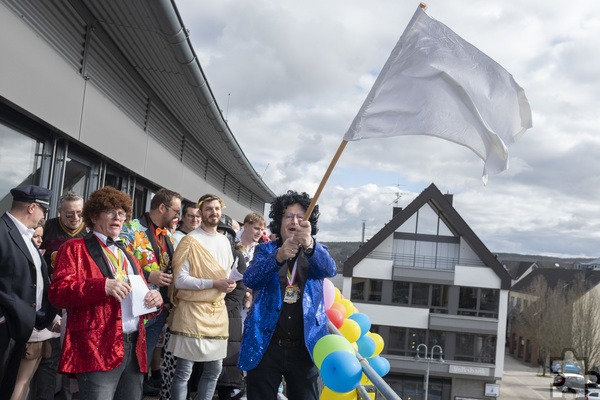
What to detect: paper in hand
<box><xmin>129</xmin><ymin>274</ymin><xmax>158</xmax><ymax>316</ymax></box>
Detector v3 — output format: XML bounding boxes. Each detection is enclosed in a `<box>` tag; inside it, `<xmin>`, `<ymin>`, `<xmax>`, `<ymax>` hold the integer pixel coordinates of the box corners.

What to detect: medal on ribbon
<box><xmin>283</xmin><ymin>260</ymin><xmax>300</xmax><ymax>304</ymax></box>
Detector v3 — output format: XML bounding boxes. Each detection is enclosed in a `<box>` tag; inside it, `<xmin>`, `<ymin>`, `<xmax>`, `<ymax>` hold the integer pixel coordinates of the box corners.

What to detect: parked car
<box><xmin>576</xmin><ymin>388</ymin><xmax>600</xmax><ymax>400</ymax></box>
<box><xmin>557</xmin><ymin>373</ymin><xmax>586</xmax><ymax>394</ymax></box>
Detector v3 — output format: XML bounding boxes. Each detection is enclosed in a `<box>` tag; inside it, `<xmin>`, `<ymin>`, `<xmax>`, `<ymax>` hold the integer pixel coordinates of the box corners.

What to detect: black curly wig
<box><xmin>268</xmin><ymin>190</ymin><xmax>319</xmax><ymax>236</ymax></box>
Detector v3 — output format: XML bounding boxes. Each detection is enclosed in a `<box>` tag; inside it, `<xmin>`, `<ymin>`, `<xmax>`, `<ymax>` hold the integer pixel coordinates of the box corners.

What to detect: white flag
<box><xmin>343</xmin><ymin>6</ymin><xmax>532</xmax><ymax>181</ymax></box>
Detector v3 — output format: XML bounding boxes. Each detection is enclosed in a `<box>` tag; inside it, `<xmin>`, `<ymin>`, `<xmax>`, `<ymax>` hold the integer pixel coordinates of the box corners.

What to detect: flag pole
<box><xmin>304</xmin><ymin>140</ymin><xmax>348</xmax><ymax>220</ymax></box>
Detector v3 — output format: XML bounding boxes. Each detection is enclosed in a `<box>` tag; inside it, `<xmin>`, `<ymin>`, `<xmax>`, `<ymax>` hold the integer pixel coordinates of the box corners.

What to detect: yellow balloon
<box><xmin>334</xmin><ymin>287</ymin><xmax>343</xmax><ymax>303</ymax></box>
<box><xmin>340</xmin><ymin>298</ymin><xmax>355</xmax><ymax>317</ymax></box>
<box><xmin>367</xmin><ymin>332</ymin><xmax>385</xmax><ymax>356</ymax></box>
<box><xmin>360</xmin><ymin>372</ymin><xmax>372</xmax><ymax>386</ymax></box>
<box><xmin>339</xmin><ymin>318</ymin><xmax>361</xmax><ymax>343</ymax></box>
<box><xmin>321</xmin><ymin>386</ymin><xmax>357</xmax><ymax>400</ymax></box>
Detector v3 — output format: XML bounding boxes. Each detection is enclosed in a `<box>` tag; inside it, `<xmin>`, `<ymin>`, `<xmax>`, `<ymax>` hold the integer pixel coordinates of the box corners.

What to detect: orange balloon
<box><xmin>330</xmin><ymin>302</ymin><xmax>347</xmax><ymax>319</ymax></box>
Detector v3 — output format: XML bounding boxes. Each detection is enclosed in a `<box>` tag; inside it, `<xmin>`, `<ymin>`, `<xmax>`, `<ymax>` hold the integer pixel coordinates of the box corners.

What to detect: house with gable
<box><xmin>342</xmin><ymin>183</ymin><xmax>511</xmax><ymax>400</ymax></box>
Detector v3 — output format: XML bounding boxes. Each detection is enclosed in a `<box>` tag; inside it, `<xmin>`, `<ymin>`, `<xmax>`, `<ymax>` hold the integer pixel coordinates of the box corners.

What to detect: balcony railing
<box><xmin>367</xmin><ymin>251</ymin><xmax>487</xmax><ymax>270</ymax></box>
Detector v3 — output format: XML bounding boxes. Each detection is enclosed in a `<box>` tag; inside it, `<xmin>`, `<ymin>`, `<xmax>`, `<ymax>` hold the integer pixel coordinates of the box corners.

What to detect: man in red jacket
<box><xmin>49</xmin><ymin>186</ymin><xmax>163</xmax><ymax>399</ymax></box>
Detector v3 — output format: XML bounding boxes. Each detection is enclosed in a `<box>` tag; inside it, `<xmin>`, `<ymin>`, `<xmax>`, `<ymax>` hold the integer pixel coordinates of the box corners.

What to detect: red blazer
<box><xmin>49</xmin><ymin>233</ymin><xmax>156</xmax><ymax>374</ymax></box>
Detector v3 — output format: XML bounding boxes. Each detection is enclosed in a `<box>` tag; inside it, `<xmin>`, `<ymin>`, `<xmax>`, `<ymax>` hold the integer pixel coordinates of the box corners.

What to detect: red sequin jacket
<box><xmin>49</xmin><ymin>234</ymin><xmax>157</xmax><ymax>374</ymax></box>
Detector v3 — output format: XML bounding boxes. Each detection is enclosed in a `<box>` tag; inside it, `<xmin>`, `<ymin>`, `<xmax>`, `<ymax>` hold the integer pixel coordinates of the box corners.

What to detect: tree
<box><xmin>516</xmin><ymin>275</ymin><xmax>572</xmax><ymax>376</ymax></box>
<box><xmin>569</xmin><ymin>280</ymin><xmax>600</xmax><ymax>369</ymax></box>
<box><xmin>516</xmin><ymin>273</ymin><xmax>600</xmax><ymax>375</ymax></box>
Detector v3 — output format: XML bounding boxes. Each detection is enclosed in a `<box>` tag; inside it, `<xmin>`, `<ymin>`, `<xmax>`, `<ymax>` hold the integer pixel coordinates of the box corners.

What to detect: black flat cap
<box><xmin>10</xmin><ymin>185</ymin><xmax>52</xmax><ymax>210</ymax></box>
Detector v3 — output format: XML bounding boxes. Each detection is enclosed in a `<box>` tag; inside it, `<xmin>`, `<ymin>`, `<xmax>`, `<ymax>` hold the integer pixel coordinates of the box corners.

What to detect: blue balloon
<box><xmin>356</xmin><ymin>335</ymin><xmax>376</xmax><ymax>358</ymax></box>
<box><xmin>320</xmin><ymin>351</ymin><xmax>362</xmax><ymax>393</ymax></box>
<box><xmin>348</xmin><ymin>313</ymin><xmax>371</xmax><ymax>337</ymax></box>
<box><xmin>368</xmin><ymin>355</ymin><xmax>391</xmax><ymax>377</ymax></box>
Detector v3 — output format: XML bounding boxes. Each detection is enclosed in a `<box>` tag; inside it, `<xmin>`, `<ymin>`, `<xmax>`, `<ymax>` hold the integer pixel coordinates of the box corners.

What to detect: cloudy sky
<box><xmin>176</xmin><ymin>0</ymin><xmax>600</xmax><ymax>258</ymax></box>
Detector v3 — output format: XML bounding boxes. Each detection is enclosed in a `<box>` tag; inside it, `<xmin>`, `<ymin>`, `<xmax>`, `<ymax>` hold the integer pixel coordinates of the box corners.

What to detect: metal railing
<box><xmin>328</xmin><ymin>322</ymin><xmax>402</xmax><ymax>400</ymax></box>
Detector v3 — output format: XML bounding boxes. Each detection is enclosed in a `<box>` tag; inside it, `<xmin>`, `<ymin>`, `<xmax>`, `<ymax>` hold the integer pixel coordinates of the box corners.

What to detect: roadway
<box><xmin>500</xmin><ymin>351</ymin><xmax>578</xmax><ymax>399</ymax></box>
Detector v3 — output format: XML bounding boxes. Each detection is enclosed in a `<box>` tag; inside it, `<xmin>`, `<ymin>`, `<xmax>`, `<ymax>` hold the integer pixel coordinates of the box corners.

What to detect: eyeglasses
<box><xmin>64</xmin><ymin>211</ymin><xmax>83</xmax><ymax>219</ymax></box>
<box><xmin>284</xmin><ymin>213</ymin><xmax>305</xmax><ymax>221</ymax></box>
<box><xmin>164</xmin><ymin>204</ymin><xmax>181</xmax><ymax>215</ymax></box>
<box><xmin>103</xmin><ymin>209</ymin><xmax>128</xmax><ymax>220</ymax></box>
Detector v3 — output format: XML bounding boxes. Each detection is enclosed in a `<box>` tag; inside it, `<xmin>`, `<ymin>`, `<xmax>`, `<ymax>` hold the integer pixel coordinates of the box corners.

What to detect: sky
<box><xmin>175</xmin><ymin>0</ymin><xmax>600</xmax><ymax>258</ymax></box>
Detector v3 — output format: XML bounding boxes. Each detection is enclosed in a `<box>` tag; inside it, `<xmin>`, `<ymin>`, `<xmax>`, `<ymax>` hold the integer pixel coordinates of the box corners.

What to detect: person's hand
<box><xmin>276</xmin><ymin>237</ymin><xmax>301</xmax><ymax>263</ymax></box>
<box><xmin>148</xmin><ymin>271</ymin><xmax>173</xmax><ymax>287</ymax></box>
<box><xmin>294</xmin><ymin>220</ymin><xmax>313</xmax><ymax>249</ymax></box>
<box><xmin>213</xmin><ymin>279</ymin><xmax>236</xmax><ymax>293</ymax></box>
<box><xmin>105</xmin><ymin>279</ymin><xmax>132</xmax><ymax>302</ymax></box>
<box><xmin>144</xmin><ymin>289</ymin><xmax>163</xmax><ymax>309</ymax></box>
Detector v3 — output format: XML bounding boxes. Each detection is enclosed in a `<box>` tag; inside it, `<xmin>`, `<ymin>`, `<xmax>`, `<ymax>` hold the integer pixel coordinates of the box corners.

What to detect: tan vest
<box><xmin>168</xmin><ymin>235</ymin><xmax>229</xmax><ymax>339</ymax></box>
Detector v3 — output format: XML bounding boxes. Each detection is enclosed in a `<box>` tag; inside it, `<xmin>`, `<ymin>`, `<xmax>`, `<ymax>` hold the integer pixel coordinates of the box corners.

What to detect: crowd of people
<box><xmin>0</xmin><ymin>185</ymin><xmax>336</xmax><ymax>400</ymax></box>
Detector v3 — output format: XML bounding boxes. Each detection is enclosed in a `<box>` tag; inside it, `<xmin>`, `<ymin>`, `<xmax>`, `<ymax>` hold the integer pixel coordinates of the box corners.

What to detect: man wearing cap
<box><xmin>0</xmin><ymin>185</ymin><xmax>57</xmax><ymax>396</ymax></box>
<box><xmin>168</xmin><ymin>194</ymin><xmax>236</xmax><ymax>400</ymax></box>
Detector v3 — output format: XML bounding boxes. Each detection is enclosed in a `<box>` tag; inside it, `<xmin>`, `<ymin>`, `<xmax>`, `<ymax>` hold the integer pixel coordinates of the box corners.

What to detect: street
<box><xmin>500</xmin><ymin>351</ymin><xmax>578</xmax><ymax>400</ymax></box>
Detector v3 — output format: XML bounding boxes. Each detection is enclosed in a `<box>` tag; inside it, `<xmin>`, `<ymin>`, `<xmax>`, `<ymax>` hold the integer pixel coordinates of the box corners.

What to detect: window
<box><xmin>431</xmin><ymin>284</ymin><xmax>448</xmax><ymax>312</ymax></box>
<box><xmin>388</xmin><ymin>326</ymin><xmax>407</xmax><ymax>356</ymax></box>
<box><xmin>455</xmin><ymin>333</ymin><xmax>496</xmax><ymax>363</ymax></box>
<box><xmin>392</xmin><ymin>281</ymin><xmax>409</xmax><ymax>304</ymax></box>
<box><xmin>391</xmin><ymin>281</ymin><xmax>448</xmax><ymax>313</ymax></box>
<box><xmin>412</xmin><ymin>282</ymin><xmax>429</xmax><ymax>306</ymax></box>
<box><xmin>458</xmin><ymin>287</ymin><xmax>499</xmax><ymax>318</ymax></box>
<box><xmin>0</xmin><ymin>122</ymin><xmax>44</xmax><ymax>212</ymax></box>
<box><xmin>351</xmin><ymin>278</ymin><xmax>382</xmax><ymax>302</ymax></box>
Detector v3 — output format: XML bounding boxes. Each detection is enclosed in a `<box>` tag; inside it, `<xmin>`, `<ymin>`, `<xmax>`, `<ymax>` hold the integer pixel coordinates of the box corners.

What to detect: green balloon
<box><xmin>312</xmin><ymin>334</ymin><xmax>356</xmax><ymax>369</ymax></box>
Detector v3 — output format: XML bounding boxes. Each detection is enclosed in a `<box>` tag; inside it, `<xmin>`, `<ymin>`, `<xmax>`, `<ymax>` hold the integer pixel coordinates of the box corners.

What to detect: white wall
<box><xmin>455</xmin><ymin>265</ymin><xmax>501</xmax><ymax>289</ymax></box>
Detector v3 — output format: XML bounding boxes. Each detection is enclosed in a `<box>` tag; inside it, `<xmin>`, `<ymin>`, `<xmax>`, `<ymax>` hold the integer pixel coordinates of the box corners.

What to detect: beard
<box><xmin>202</xmin><ymin>214</ymin><xmax>220</xmax><ymax>228</ymax></box>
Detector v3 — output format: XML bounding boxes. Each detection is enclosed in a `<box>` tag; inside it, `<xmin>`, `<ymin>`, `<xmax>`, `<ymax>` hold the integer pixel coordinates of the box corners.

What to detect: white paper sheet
<box><xmin>130</xmin><ymin>274</ymin><xmax>158</xmax><ymax>316</ymax></box>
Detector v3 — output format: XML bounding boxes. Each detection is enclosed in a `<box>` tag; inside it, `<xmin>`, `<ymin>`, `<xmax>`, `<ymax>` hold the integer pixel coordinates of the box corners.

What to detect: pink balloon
<box><xmin>323</xmin><ymin>278</ymin><xmax>335</xmax><ymax>310</ymax></box>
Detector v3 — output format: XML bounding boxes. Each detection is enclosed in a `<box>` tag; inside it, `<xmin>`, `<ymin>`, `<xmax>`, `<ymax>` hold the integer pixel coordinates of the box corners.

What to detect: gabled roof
<box><xmin>511</xmin><ymin>267</ymin><xmax>600</xmax><ymax>293</ymax></box>
<box><xmin>502</xmin><ymin>260</ymin><xmax>535</xmax><ymax>280</ymax></box>
<box><xmin>343</xmin><ymin>183</ymin><xmax>512</xmax><ymax>289</ymax></box>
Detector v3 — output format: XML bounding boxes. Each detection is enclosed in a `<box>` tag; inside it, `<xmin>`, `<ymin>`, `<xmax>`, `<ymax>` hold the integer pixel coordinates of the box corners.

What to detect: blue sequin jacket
<box><xmin>238</xmin><ymin>240</ymin><xmax>336</xmax><ymax>371</ymax></box>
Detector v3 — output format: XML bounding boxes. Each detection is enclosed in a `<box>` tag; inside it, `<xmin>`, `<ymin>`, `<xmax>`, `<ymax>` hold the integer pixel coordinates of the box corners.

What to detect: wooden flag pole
<box><xmin>304</xmin><ymin>140</ymin><xmax>349</xmax><ymax>220</ymax></box>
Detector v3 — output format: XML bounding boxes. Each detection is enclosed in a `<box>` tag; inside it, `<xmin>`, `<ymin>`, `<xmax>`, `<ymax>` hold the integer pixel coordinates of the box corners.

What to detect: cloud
<box><xmin>178</xmin><ymin>0</ymin><xmax>600</xmax><ymax>257</ymax></box>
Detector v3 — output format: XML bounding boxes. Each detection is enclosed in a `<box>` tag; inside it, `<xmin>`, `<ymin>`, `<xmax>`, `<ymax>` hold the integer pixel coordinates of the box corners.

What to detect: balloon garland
<box><xmin>314</xmin><ymin>278</ymin><xmax>391</xmax><ymax>398</ymax></box>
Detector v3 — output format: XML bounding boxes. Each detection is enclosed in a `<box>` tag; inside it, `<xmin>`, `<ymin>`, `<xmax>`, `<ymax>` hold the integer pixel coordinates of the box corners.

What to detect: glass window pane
<box><xmin>368</xmin><ymin>280</ymin><xmax>383</xmax><ymax>302</ymax></box>
<box><xmin>388</xmin><ymin>326</ymin><xmax>406</xmax><ymax>356</ymax></box>
<box><xmin>392</xmin><ymin>281</ymin><xmax>409</xmax><ymax>304</ymax></box>
<box><xmin>455</xmin><ymin>333</ymin><xmax>475</xmax><ymax>361</ymax></box>
<box><xmin>431</xmin><ymin>285</ymin><xmax>448</xmax><ymax>309</ymax></box>
<box><xmin>351</xmin><ymin>279</ymin><xmax>367</xmax><ymax>301</ymax></box>
<box><xmin>458</xmin><ymin>287</ymin><xmax>478</xmax><ymax>315</ymax></box>
<box><xmin>0</xmin><ymin>123</ymin><xmax>43</xmax><ymax>213</ymax></box>
<box><xmin>428</xmin><ymin>330</ymin><xmax>446</xmax><ymax>348</ymax></box>
<box><xmin>63</xmin><ymin>157</ymin><xmax>89</xmax><ymax>198</ymax></box>
<box><xmin>416</xmin><ymin>204</ymin><xmax>439</xmax><ymax>235</ymax></box>
<box><xmin>480</xmin><ymin>289</ymin><xmax>499</xmax><ymax>312</ymax></box>
<box><xmin>412</xmin><ymin>283</ymin><xmax>429</xmax><ymax>306</ymax></box>
<box><xmin>397</xmin><ymin>213</ymin><xmax>417</xmax><ymax>233</ymax></box>
<box><xmin>407</xmin><ymin>328</ymin><xmax>427</xmax><ymax>356</ymax></box>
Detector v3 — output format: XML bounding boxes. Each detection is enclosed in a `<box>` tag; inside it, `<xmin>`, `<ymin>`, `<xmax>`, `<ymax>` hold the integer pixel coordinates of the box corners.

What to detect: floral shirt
<box><xmin>120</xmin><ymin>218</ymin><xmax>174</xmax><ymax>276</ymax></box>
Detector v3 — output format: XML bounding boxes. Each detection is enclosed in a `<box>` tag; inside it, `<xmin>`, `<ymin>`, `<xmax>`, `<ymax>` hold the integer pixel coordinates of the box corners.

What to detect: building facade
<box><xmin>343</xmin><ymin>183</ymin><xmax>511</xmax><ymax>400</ymax></box>
<box><xmin>0</xmin><ymin>0</ymin><xmax>273</xmax><ymax>219</ymax></box>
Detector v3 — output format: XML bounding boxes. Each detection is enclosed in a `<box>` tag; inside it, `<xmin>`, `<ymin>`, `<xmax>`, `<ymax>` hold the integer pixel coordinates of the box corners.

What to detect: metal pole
<box><xmin>424</xmin><ymin>358</ymin><xmax>430</xmax><ymax>400</ymax></box>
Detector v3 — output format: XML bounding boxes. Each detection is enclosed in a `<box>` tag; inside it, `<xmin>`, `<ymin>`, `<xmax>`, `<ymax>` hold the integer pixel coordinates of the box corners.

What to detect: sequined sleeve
<box><xmin>306</xmin><ymin>241</ymin><xmax>337</xmax><ymax>279</ymax></box>
<box><xmin>49</xmin><ymin>240</ymin><xmax>109</xmax><ymax>309</ymax></box>
<box><xmin>243</xmin><ymin>241</ymin><xmax>280</xmax><ymax>290</ymax></box>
